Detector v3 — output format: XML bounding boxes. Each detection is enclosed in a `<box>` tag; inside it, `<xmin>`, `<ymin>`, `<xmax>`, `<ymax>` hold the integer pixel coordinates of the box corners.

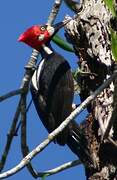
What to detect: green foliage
<box><xmin>52</xmin><ymin>34</ymin><xmax>74</xmax><ymax>53</ymax></box>
<box><xmin>72</xmin><ymin>69</ymin><xmax>79</xmax><ymax>81</ymax></box>
<box><xmin>104</xmin><ymin>0</ymin><xmax>117</xmax><ymax>61</ymax></box>
<box><xmin>41</xmin><ymin>174</ymin><xmax>49</xmax><ymax>180</ymax></box>
<box><xmin>104</xmin><ymin>0</ymin><xmax>116</xmax><ymax>17</ymax></box>
<box><xmin>111</xmin><ymin>29</ymin><xmax>117</xmax><ymax>61</ymax></box>
<box><xmin>72</xmin><ymin>70</ymin><xmax>81</xmax><ymax>94</ymax></box>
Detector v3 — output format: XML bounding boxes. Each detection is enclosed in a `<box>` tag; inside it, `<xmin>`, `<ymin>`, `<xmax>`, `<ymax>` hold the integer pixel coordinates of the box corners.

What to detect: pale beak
<box><xmin>47</xmin><ymin>18</ymin><xmax>72</xmax><ymax>37</ymax></box>
<box><xmin>53</xmin><ymin>19</ymin><xmax>70</xmax><ymax>33</ymax></box>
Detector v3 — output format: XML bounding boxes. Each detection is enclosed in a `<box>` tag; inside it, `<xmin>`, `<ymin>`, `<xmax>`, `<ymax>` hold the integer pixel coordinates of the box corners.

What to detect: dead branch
<box><xmin>15</xmin><ymin>99</ymin><xmax>32</xmax><ymax>135</ymax></box>
<box><xmin>20</xmin><ymin>94</ymin><xmax>38</xmax><ymax>178</ymax></box>
<box><xmin>47</xmin><ymin>0</ymin><xmax>63</xmax><ymax>25</ymax></box>
<box><xmin>0</xmin><ymin>89</ymin><xmax>23</xmax><ymax>103</ymax></box>
<box><xmin>103</xmin><ymin>69</ymin><xmax>117</xmax><ymax>140</ymax></box>
<box><xmin>0</xmin><ymin>100</ymin><xmax>21</xmax><ymax>172</ymax></box>
<box><xmin>37</xmin><ymin>159</ymin><xmax>81</xmax><ymax>177</ymax></box>
<box><xmin>0</xmin><ymin>49</ymin><xmax>39</xmax><ymax>173</ymax></box>
<box><xmin>64</xmin><ymin>0</ymin><xmax>82</xmax><ymax>13</ymax></box>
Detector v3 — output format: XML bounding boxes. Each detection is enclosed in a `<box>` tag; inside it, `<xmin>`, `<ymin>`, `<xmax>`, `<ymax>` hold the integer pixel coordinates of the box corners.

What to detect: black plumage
<box><xmin>19</xmin><ymin>22</ymin><xmax>91</xmax><ymax>164</ymax></box>
<box><xmin>30</xmin><ymin>50</ymin><xmax>91</xmax><ymax>165</ymax></box>
<box><xmin>31</xmin><ymin>52</ymin><xmax>74</xmax><ymax>145</ymax></box>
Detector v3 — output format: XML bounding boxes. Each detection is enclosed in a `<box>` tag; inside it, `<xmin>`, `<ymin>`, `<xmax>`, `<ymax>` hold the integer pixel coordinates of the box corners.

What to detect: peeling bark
<box><xmin>65</xmin><ymin>0</ymin><xmax>117</xmax><ymax>179</ymax></box>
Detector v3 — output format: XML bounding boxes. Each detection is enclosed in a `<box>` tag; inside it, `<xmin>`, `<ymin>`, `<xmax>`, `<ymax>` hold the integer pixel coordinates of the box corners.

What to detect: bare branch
<box><xmin>24</xmin><ymin>49</ymin><xmax>39</xmax><ymax>70</ymax></box>
<box><xmin>18</xmin><ymin>49</ymin><xmax>40</xmax><ymax>177</ymax></box>
<box><xmin>47</xmin><ymin>0</ymin><xmax>63</xmax><ymax>25</ymax></box>
<box><xmin>37</xmin><ymin>159</ymin><xmax>81</xmax><ymax>177</ymax></box>
<box><xmin>64</xmin><ymin>0</ymin><xmax>82</xmax><ymax>13</ymax></box>
<box><xmin>20</xmin><ymin>53</ymin><xmax>39</xmax><ymax>90</ymax></box>
<box><xmin>0</xmin><ymin>136</ymin><xmax>51</xmax><ymax>179</ymax></box>
<box><xmin>103</xmin><ymin>70</ymin><xmax>117</xmax><ymax>140</ymax></box>
<box><xmin>0</xmin><ymin>48</ymin><xmax>39</xmax><ymax>173</ymax></box>
<box><xmin>108</xmin><ymin>137</ymin><xmax>117</xmax><ymax>149</ymax></box>
<box><xmin>0</xmin><ymin>89</ymin><xmax>23</xmax><ymax>103</ymax></box>
<box><xmin>0</xmin><ymin>48</ymin><xmax>37</xmax><ymax>171</ymax></box>
<box><xmin>20</xmin><ymin>95</ymin><xmax>38</xmax><ymax>178</ymax></box>
<box><xmin>0</xmin><ymin>99</ymin><xmax>21</xmax><ymax>172</ymax></box>
<box><xmin>0</xmin><ymin>71</ymin><xmax>116</xmax><ymax>179</ymax></box>
<box><xmin>103</xmin><ymin>108</ymin><xmax>117</xmax><ymax>140</ymax></box>
<box><xmin>97</xmin><ymin>116</ymin><xmax>106</xmax><ymax>136</ymax></box>
<box><xmin>15</xmin><ymin>99</ymin><xmax>33</xmax><ymax>135</ymax></box>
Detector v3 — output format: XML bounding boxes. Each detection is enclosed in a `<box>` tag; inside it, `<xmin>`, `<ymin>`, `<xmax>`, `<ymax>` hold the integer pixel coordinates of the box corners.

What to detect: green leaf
<box><xmin>72</xmin><ymin>70</ymin><xmax>79</xmax><ymax>80</ymax></box>
<box><xmin>104</xmin><ymin>0</ymin><xmax>116</xmax><ymax>17</ymax></box>
<box><xmin>72</xmin><ymin>70</ymin><xmax>81</xmax><ymax>94</ymax></box>
<box><xmin>111</xmin><ymin>28</ymin><xmax>117</xmax><ymax>61</ymax></box>
<box><xmin>52</xmin><ymin>34</ymin><xmax>74</xmax><ymax>53</ymax></box>
<box><xmin>41</xmin><ymin>174</ymin><xmax>49</xmax><ymax>180</ymax></box>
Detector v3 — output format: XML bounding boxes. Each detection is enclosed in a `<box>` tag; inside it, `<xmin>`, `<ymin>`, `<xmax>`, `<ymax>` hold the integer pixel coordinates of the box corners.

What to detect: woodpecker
<box><xmin>18</xmin><ymin>21</ymin><xmax>91</xmax><ymax>162</ymax></box>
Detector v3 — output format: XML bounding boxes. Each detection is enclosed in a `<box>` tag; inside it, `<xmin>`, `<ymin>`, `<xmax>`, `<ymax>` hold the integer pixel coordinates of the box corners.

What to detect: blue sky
<box><xmin>0</xmin><ymin>0</ymin><xmax>86</xmax><ymax>179</ymax></box>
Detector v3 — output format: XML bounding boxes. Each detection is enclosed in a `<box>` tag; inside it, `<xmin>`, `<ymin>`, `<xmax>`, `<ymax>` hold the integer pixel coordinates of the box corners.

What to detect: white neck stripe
<box><xmin>31</xmin><ymin>59</ymin><xmax>45</xmax><ymax>90</ymax></box>
<box><xmin>42</xmin><ymin>44</ymin><xmax>53</xmax><ymax>55</ymax></box>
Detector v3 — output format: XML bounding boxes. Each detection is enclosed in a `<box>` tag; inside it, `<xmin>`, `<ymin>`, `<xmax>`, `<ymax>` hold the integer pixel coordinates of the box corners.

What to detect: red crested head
<box><xmin>18</xmin><ymin>25</ymin><xmax>52</xmax><ymax>51</ymax></box>
<box><xmin>18</xmin><ymin>19</ymin><xmax>71</xmax><ymax>51</ymax></box>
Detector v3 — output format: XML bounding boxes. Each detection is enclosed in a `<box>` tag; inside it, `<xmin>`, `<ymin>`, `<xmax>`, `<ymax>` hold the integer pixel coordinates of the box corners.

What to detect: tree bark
<box><xmin>65</xmin><ymin>0</ymin><xmax>117</xmax><ymax>179</ymax></box>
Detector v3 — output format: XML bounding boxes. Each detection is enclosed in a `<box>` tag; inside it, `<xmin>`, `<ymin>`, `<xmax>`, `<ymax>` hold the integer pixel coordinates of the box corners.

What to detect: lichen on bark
<box><xmin>64</xmin><ymin>0</ymin><xmax>117</xmax><ymax>179</ymax></box>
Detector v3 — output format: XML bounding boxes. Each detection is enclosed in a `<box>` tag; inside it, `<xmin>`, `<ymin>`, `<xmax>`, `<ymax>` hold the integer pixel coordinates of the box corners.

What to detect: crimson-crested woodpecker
<box><xmin>18</xmin><ymin>21</ymin><xmax>90</xmax><ymax>162</ymax></box>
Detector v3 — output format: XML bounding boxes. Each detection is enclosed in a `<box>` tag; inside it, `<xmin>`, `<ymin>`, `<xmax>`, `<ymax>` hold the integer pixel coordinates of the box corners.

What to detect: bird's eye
<box><xmin>41</xmin><ymin>26</ymin><xmax>46</xmax><ymax>31</ymax></box>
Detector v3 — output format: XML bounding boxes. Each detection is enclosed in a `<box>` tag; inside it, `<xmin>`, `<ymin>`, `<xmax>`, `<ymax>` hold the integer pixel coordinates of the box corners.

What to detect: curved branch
<box><xmin>15</xmin><ymin>99</ymin><xmax>33</xmax><ymax>135</ymax></box>
<box><xmin>0</xmin><ymin>71</ymin><xmax>116</xmax><ymax>179</ymax></box>
<box><xmin>103</xmin><ymin>69</ymin><xmax>117</xmax><ymax>139</ymax></box>
<box><xmin>0</xmin><ymin>99</ymin><xmax>21</xmax><ymax>172</ymax></box>
<box><xmin>37</xmin><ymin>159</ymin><xmax>81</xmax><ymax>177</ymax></box>
<box><xmin>0</xmin><ymin>48</ymin><xmax>39</xmax><ymax>173</ymax></box>
<box><xmin>0</xmin><ymin>89</ymin><xmax>24</xmax><ymax>103</ymax></box>
<box><xmin>64</xmin><ymin>0</ymin><xmax>83</xmax><ymax>13</ymax></box>
<box><xmin>47</xmin><ymin>0</ymin><xmax>63</xmax><ymax>25</ymax></box>
<box><xmin>20</xmin><ymin>95</ymin><xmax>38</xmax><ymax>178</ymax></box>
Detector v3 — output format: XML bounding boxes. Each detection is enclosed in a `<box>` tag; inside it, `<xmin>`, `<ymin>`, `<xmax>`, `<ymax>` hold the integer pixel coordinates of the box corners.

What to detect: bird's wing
<box><xmin>48</xmin><ymin>69</ymin><xmax>74</xmax><ymax>145</ymax></box>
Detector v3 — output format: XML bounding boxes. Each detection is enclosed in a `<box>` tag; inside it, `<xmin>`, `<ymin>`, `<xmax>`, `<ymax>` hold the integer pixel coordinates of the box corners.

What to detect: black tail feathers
<box><xmin>67</xmin><ymin>121</ymin><xmax>93</xmax><ymax>165</ymax></box>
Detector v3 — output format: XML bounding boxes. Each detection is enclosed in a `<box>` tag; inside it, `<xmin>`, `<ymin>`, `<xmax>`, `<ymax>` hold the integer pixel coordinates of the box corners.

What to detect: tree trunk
<box><xmin>65</xmin><ymin>0</ymin><xmax>117</xmax><ymax>179</ymax></box>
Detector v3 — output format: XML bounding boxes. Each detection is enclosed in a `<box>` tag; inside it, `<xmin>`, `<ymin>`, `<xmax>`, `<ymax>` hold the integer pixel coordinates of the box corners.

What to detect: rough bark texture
<box><xmin>65</xmin><ymin>0</ymin><xmax>117</xmax><ymax>179</ymax></box>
